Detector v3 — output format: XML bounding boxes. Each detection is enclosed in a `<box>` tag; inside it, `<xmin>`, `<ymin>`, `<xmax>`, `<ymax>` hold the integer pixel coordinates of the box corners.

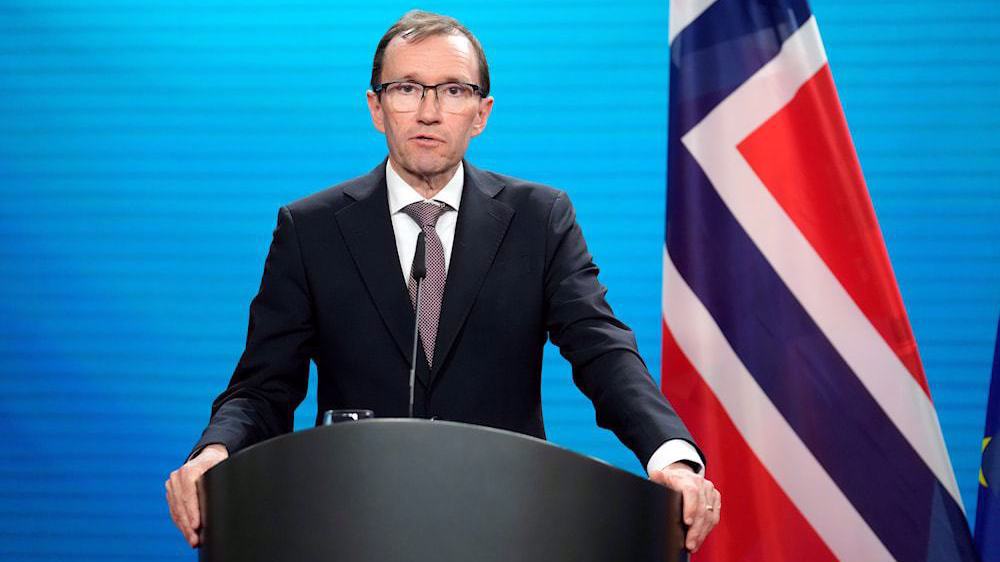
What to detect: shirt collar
<box><xmin>386</xmin><ymin>159</ymin><xmax>464</xmax><ymax>214</ymax></box>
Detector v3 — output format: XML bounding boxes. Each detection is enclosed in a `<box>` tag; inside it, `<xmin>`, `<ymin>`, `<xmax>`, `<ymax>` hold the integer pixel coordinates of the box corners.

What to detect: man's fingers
<box><xmin>165</xmin><ymin>480</ymin><xmax>183</xmax><ymax>529</ymax></box>
<box><xmin>166</xmin><ymin>476</ymin><xmax>193</xmax><ymax>541</ymax></box>
<box><xmin>679</xmin><ymin>479</ymin><xmax>700</xmax><ymax>527</ymax></box>
<box><xmin>192</xmin><ymin>478</ymin><xmax>205</xmax><ymax>531</ymax></box>
<box><xmin>658</xmin><ymin>470</ymin><xmax>699</xmax><ymax>526</ymax></box>
<box><xmin>684</xmin><ymin>484</ymin><xmax>708</xmax><ymax>551</ymax></box>
<box><xmin>184</xmin><ymin>474</ymin><xmax>201</xmax><ymax>532</ymax></box>
<box><xmin>688</xmin><ymin>484</ymin><xmax>721</xmax><ymax>553</ymax></box>
<box><xmin>178</xmin><ymin>467</ymin><xmax>203</xmax><ymax>537</ymax></box>
<box><xmin>167</xmin><ymin>476</ymin><xmax>188</xmax><ymax>531</ymax></box>
<box><xmin>652</xmin><ymin>469</ymin><xmax>721</xmax><ymax>553</ymax></box>
<box><xmin>166</xmin><ymin>449</ymin><xmax>231</xmax><ymax>548</ymax></box>
<box><xmin>167</xmin><ymin>468</ymin><xmax>203</xmax><ymax>547</ymax></box>
<box><xmin>687</xmin><ymin>483</ymin><xmax>712</xmax><ymax>552</ymax></box>
<box><xmin>710</xmin><ymin>488</ymin><xmax>722</xmax><ymax>525</ymax></box>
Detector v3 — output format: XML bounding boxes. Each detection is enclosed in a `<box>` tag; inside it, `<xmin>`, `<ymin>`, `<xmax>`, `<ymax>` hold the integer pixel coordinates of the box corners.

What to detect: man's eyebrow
<box><xmin>387</xmin><ymin>74</ymin><xmax>471</xmax><ymax>84</ymax></box>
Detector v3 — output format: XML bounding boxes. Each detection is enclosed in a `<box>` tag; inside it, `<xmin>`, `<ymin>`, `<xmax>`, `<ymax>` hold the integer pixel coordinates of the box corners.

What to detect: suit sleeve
<box><xmin>190</xmin><ymin>206</ymin><xmax>316</xmax><ymax>458</ymax></box>
<box><xmin>542</xmin><ymin>191</ymin><xmax>703</xmax><ymax>468</ymax></box>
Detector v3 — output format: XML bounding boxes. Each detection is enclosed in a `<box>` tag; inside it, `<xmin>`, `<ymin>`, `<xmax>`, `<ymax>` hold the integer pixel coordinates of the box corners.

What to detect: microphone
<box><xmin>412</xmin><ymin>231</ymin><xmax>427</xmax><ymax>280</ymax></box>
<box><xmin>408</xmin><ymin>231</ymin><xmax>426</xmax><ymax>418</ymax></box>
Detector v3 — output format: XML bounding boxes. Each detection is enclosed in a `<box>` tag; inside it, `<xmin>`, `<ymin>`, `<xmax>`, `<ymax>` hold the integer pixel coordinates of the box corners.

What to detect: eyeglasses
<box><xmin>374</xmin><ymin>81</ymin><xmax>484</xmax><ymax>114</ymax></box>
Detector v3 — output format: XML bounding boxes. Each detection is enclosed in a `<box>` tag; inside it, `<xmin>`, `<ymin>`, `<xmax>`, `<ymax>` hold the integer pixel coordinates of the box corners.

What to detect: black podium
<box><xmin>199</xmin><ymin>419</ymin><xmax>689</xmax><ymax>562</ymax></box>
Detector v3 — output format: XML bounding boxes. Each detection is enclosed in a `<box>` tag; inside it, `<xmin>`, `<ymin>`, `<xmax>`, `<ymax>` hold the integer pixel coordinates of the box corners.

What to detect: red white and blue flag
<box><xmin>661</xmin><ymin>1</ymin><xmax>976</xmax><ymax>560</ymax></box>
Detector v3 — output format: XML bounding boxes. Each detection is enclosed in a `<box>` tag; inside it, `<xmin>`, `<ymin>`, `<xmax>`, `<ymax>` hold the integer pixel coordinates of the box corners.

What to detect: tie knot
<box><xmin>403</xmin><ymin>201</ymin><xmax>449</xmax><ymax>228</ymax></box>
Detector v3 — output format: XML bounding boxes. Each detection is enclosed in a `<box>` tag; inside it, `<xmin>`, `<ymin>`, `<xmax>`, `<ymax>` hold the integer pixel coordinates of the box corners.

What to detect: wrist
<box><xmin>200</xmin><ymin>443</ymin><xmax>229</xmax><ymax>460</ymax></box>
<box><xmin>666</xmin><ymin>461</ymin><xmax>696</xmax><ymax>473</ymax></box>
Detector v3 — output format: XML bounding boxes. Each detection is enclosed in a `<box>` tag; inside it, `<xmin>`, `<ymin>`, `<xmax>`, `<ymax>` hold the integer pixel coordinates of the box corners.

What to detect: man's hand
<box><xmin>165</xmin><ymin>444</ymin><xmax>229</xmax><ymax>547</ymax></box>
<box><xmin>650</xmin><ymin>462</ymin><xmax>721</xmax><ymax>554</ymax></box>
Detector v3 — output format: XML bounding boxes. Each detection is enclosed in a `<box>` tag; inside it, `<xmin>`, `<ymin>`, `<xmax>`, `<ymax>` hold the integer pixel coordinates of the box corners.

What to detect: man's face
<box><xmin>366</xmin><ymin>33</ymin><xmax>494</xmax><ymax>184</ymax></box>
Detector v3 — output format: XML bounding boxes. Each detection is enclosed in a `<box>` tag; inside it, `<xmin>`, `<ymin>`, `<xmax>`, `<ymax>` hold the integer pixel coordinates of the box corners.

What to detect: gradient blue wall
<box><xmin>1</xmin><ymin>1</ymin><xmax>997</xmax><ymax>560</ymax></box>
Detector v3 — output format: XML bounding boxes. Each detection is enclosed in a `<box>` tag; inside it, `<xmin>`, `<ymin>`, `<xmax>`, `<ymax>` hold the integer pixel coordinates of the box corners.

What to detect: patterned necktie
<box><xmin>403</xmin><ymin>201</ymin><xmax>451</xmax><ymax>368</ymax></box>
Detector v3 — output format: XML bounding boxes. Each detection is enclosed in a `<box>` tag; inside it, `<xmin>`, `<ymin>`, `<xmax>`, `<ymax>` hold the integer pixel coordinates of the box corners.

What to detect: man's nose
<box><xmin>416</xmin><ymin>87</ymin><xmax>442</xmax><ymax>123</ymax></box>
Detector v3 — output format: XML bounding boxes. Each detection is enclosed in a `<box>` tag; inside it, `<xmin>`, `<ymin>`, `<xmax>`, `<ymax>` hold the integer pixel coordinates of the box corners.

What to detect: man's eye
<box><xmin>395</xmin><ymin>83</ymin><xmax>419</xmax><ymax>94</ymax></box>
<box><xmin>443</xmin><ymin>85</ymin><xmax>465</xmax><ymax>96</ymax></box>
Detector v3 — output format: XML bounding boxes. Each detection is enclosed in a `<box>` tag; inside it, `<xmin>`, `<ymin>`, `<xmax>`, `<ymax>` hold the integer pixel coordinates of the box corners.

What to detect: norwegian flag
<box><xmin>661</xmin><ymin>1</ymin><xmax>977</xmax><ymax>560</ymax></box>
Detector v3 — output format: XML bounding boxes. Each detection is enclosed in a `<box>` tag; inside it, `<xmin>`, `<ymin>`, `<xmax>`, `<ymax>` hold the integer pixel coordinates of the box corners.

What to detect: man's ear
<box><xmin>470</xmin><ymin>95</ymin><xmax>494</xmax><ymax>137</ymax></box>
<box><xmin>366</xmin><ymin>90</ymin><xmax>386</xmax><ymax>133</ymax></box>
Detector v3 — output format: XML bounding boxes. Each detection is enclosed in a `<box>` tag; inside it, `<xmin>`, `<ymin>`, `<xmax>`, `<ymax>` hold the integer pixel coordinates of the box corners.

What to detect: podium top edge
<box><xmin>221</xmin><ymin>417</ymin><xmax>653</xmax><ymax>486</ymax></box>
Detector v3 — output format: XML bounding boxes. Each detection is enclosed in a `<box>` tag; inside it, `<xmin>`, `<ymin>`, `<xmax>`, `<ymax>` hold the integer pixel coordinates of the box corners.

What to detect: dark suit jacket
<box><xmin>192</xmin><ymin>160</ymin><xmax>699</xmax><ymax>468</ymax></box>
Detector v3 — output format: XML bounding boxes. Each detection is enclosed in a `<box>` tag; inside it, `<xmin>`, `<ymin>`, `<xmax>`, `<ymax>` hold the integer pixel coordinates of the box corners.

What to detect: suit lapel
<box><xmin>431</xmin><ymin>162</ymin><xmax>515</xmax><ymax>384</ymax></box>
<box><xmin>334</xmin><ymin>162</ymin><xmax>428</xmax><ymax>386</ymax></box>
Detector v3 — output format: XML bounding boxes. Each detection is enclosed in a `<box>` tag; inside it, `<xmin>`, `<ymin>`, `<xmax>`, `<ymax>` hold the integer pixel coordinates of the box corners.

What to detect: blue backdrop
<box><xmin>1</xmin><ymin>1</ymin><xmax>997</xmax><ymax>560</ymax></box>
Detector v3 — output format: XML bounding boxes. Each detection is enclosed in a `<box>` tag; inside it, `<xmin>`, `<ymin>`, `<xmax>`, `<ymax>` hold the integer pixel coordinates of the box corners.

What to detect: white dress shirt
<box><xmin>387</xmin><ymin>160</ymin><xmax>463</xmax><ymax>282</ymax></box>
<box><xmin>385</xmin><ymin>160</ymin><xmax>705</xmax><ymax>476</ymax></box>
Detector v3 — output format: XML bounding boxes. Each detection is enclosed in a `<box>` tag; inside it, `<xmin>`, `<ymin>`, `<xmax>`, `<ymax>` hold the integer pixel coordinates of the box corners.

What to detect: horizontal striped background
<box><xmin>0</xmin><ymin>1</ymin><xmax>997</xmax><ymax>559</ymax></box>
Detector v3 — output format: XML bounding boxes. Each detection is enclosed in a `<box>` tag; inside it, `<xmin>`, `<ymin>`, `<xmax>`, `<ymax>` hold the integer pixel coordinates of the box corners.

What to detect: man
<box><xmin>166</xmin><ymin>10</ymin><xmax>720</xmax><ymax>553</ymax></box>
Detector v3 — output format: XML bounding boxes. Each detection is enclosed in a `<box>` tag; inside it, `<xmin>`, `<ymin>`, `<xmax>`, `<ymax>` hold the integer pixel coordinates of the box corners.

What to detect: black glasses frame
<box><xmin>373</xmin><ymin>80</ymin><xmax>486</xmax><ymax>99</ymax></box>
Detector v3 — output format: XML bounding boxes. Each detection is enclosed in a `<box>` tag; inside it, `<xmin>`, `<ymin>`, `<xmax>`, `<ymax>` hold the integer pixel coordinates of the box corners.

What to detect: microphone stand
<box><xmin>408</xmin><ymin>231</ymin><xmax>426</xmax><ymax>418</ymax></box>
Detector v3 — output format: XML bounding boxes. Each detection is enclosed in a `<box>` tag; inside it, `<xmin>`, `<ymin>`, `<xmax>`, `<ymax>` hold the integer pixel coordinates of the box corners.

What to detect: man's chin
<box><xmin>407</xmin><ymin>159</ymin><xmax>459</xmax><ymax>180</ymax></box>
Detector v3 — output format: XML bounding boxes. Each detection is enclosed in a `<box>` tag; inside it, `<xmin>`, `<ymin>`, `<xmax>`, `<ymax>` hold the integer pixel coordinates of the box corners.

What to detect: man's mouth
<box><xmin>411</xmin><ymin>134</ymin><xmax>444</xmax><ymax>144</ymax></box>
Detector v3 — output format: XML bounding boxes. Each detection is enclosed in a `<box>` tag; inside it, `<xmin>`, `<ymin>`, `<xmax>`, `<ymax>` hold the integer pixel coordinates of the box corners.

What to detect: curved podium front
<box><xmin>199</xmin><ymin>419</ymin><xmax>688</xmax><ymax>562</ymax></box>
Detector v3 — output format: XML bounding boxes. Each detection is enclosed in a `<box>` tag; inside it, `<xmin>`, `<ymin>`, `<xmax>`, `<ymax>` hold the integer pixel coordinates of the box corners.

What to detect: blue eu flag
<box><xmin>977</xmin><ymin>317</ymin><xmax>1000</xmax><ymax>561</ymax></box>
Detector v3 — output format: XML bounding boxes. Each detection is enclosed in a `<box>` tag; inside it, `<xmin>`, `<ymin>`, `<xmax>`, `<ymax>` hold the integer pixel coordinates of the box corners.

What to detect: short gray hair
<box><xmin>370</xmin><ymin>10</ymin><xmax>491</xmax><ymax>96</ymax></box>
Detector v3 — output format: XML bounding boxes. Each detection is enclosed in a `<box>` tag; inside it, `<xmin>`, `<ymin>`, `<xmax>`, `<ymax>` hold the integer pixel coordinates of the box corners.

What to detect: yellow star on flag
<box><xmin>983</xmin><ymin>436</ymin><xmax>993</xmax><ymax>487</ymax></box>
